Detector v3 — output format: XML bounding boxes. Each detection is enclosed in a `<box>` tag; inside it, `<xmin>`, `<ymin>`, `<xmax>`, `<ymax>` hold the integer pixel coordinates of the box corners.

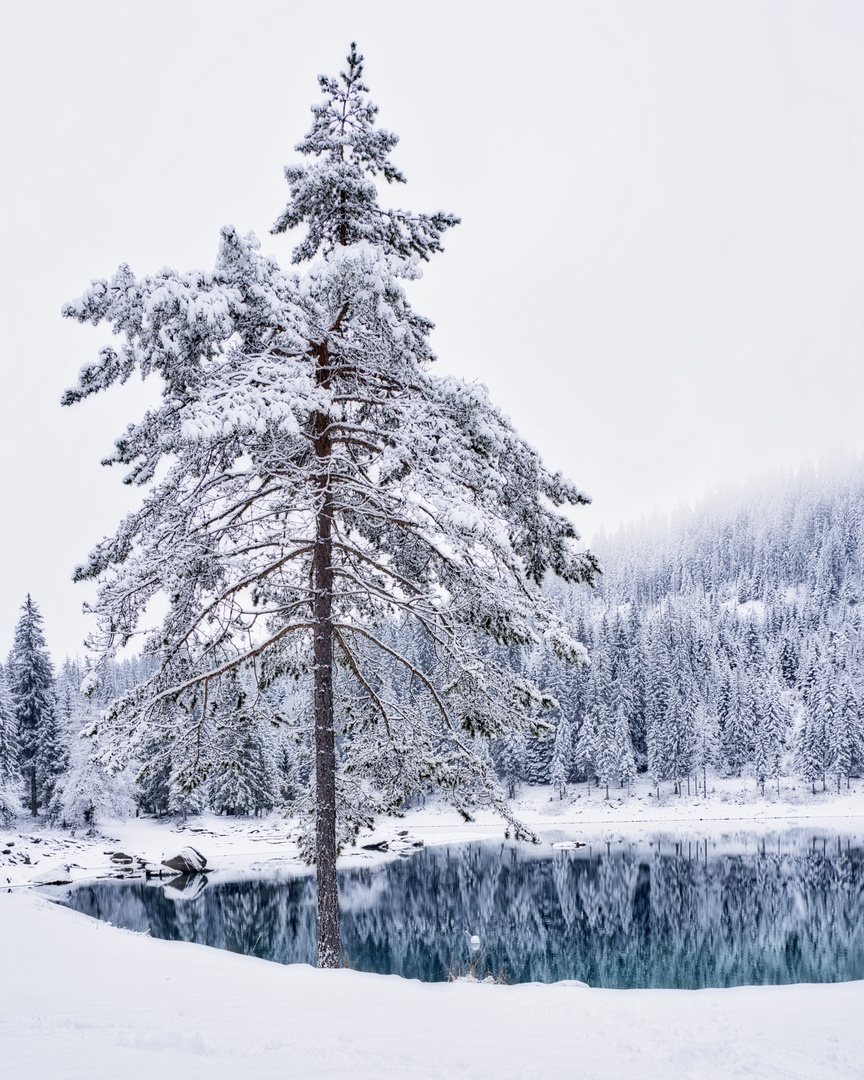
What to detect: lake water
<box><xmin>57</xmin><ymin>831</ymin><xmax>864</xmax><ymax>988</ymax></box>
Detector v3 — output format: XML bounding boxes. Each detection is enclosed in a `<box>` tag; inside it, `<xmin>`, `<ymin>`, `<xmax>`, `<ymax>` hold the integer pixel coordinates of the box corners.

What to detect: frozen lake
<box><xmin>57</xmin><ymin>831</ymin><xmax>864</xmax><ymax>988</ymax></box>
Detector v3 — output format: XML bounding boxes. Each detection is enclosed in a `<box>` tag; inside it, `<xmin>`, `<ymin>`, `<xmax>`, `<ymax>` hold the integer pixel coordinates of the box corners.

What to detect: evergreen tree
<box><xmin>573</xmin><ymin>711</ymin><xmax>597</xmax><ymax>793</ymax></box>
<box><xmin>521</xmin><ymin>646</ymin><xmax>556</xmax><ymax>784</ymax></box>
<box><xmin>779</xmin><ymin>633</ymin><xmax>799</xmax><ymax>686</ymax></box>
<box><xmin>612</xmin><ymin>707</ymin><xmax>636</xmax><ymax>793</ymax></box>
<box><xmin>275</xmin><ymin>735</ymin><xmax>305</xmax><ymax>805</ymax></box>
<box><xmin>135</xmin><ymin>732</ymin><xmax>175</xmax><ymax>817</ymax></box>
<box><xmin>0</xmin><ymin>669</ymin><xmax>22</xmax><ymax>822</ymax></box>
<box><xmin>692</xmin><ymin>703</ymin><xmax>719</xmax><ymax>794</ymax></box>
<box><xmin>53</xmin><ymin>739</ymin><xmax>135</xmax><ymax>829</ymax></box>
<box><xmin>63</xmin><ymin>45</ymin><xmax>596</xmax><ymax>967</ymax></box>
<box><xmin>811</xmin><ymin>655</ymin><xmax>838</xmax><ymax>791</ymax></box>
<box><xmin>666</xmin><ymin>693</ymin><xmax>695</xmax><ymax>796</ymax></box>
<box><xmin>8</xmin><ymin>596</ymin><xmax>64</xmax><ymax>815</ymax></box>
<box><xmin>721</xmin><ymin>669</ymin><xmax>752</xmax><ymax>776</ymax></box>
<box><xmin>36</xmin><ymin>701</ymin><xmax>70</xmax><ymax>814</ymax></box>
<box><xmin>625</xmin><ymin>613</ymin><xmax>649</xmax><ymax>765</ymax></box>
<box><xmin>795</xmin><ymin>702</ymin><xmax>826</xmax><ymax>795</ymax></box>
<box><xmin>208</xmin><ymin>673</ymin><xmax>279</xmax><ymax>815</ymax></box>
<box><xmin>828</xmin><ymin>677</ymin><xmax>864</xmax><ymax>790</ymax></box>
<box><xmin>497</xmin><ymin>729</ymin><xmax>527</xmax><ymax>799</ymax></box>
<box><xmin>593</xmin><ymin>708</ymin><xmax>619</xmax><ymax>800</ymax></box>
<box><xmin>754</xmin><ymin>682</ymin><xmax>787</xmax><ymax>796</ymax></box>
<box><xmin>646</xmin><ymin>627</ymin><xmax>673</xmax><ymax>795</ymax></box>
<box><xmin>549</xmin><ymin>716</ymin><xmax>572</xmax><ymax>799</ymax></box>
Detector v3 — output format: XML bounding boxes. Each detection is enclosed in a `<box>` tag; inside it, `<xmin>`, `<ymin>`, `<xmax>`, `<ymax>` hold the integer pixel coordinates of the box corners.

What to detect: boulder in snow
<box><xmin>32</xmin><ymin>867</ymin><xmax>73</xmax><ymax>885</ymax></box>
<box><xmin>161</xmin><ymin>846</ymin><xmax>207</xmax><ymax>874</ymax></box>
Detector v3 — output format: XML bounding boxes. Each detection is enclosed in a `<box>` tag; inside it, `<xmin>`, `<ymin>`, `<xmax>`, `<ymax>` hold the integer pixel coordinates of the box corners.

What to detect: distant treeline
<box><xmin>504</xmin><ymin>460</ymin><xmax>864</xmax><ymax>796</ymax></box>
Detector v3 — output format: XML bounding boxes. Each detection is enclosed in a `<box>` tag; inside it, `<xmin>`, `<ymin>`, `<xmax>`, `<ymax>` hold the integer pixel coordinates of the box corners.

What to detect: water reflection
<box><xmin>58</xmin><ymin>833</ymin><xmax>864</xmax><ymax>988</ymax></box>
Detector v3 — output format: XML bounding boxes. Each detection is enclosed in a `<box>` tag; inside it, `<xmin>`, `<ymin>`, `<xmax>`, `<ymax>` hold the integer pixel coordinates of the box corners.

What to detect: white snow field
<box><xmin>1</xmin><ymin>889</ymin><xmax>862</xmax><ymax>1080</ymax></box>
<box><xmin>3</xmin><ymin>780</ymin><xmax>864</xmax><ymax>1079</ymax></box>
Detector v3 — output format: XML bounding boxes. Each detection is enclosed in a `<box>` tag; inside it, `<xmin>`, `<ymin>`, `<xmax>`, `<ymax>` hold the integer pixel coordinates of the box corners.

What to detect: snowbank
<box><xmin>2</xmin><ymin>781</ymin><xmax>864</xmax><ymax>1077</ymax></box>
<box><xmin>1</xmin><ymin>889</ymin><xmax>861</xmax><ymax>1079</ymax></box>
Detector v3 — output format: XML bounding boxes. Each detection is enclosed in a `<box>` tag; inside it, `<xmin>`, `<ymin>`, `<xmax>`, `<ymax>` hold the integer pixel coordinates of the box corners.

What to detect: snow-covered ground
<box><xmin>2</xmin><ymin>775</ymin><xmax>864</xmax><ymax>1078</ymax></box>
<box><xmin>5</xmin><ymin>772</ymin><xmax>864</xmax><ymax>889</ymax></box>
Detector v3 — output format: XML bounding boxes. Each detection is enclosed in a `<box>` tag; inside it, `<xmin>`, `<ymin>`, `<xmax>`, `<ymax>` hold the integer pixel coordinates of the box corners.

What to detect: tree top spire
<box><xmin>272</xmin><ymin>44</ymin><xmax>459</xmax><ymax>263</ymax></box>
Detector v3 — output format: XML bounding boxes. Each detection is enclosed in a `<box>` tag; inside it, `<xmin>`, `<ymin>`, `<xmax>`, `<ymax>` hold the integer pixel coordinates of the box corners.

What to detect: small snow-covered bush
<box><xmin>0</xmin><ymin>785</ymin><xmax>21</xmax><ymax>825</ymax></box>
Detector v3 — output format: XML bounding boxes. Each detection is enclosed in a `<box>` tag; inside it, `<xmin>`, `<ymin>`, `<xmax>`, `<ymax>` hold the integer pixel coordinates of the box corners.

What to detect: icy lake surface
<box><xmin>58</xmin><ymin>832</ymin><xmax>864</xmax><ymax>988</ymax></box>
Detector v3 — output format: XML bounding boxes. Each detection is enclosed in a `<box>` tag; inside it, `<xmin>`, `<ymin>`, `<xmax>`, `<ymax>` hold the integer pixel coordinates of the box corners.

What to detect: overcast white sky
<box><xmin>0</xmin><ymin>0</ymin><xmax>861</xmax><ymax>659</ymax></box>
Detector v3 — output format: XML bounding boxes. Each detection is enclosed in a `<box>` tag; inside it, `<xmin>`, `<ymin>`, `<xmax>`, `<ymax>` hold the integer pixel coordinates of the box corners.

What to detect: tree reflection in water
<box><xmin>59</xmin><ymin>835</ymin><xmax>864</xmax><ymax>988</ymax></box>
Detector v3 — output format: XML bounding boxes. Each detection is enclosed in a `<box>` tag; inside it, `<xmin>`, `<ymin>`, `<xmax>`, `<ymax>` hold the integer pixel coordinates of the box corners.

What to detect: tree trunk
<box><xmin>312</xmin><ymin>344</ymin><xmax>340</xmax><ymax>969</ymax></box>
<box><xmin>30</xmin><ymin>765</ymin><xmax>37</xmax><ymax>817</ymax></box>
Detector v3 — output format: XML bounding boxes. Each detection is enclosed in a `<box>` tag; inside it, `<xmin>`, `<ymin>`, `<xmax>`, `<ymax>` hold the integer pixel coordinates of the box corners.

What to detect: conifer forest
<box><xmin>4</xmin><ymin>459</ymin><xmax>863</xmax><ymax>831</ymax></box>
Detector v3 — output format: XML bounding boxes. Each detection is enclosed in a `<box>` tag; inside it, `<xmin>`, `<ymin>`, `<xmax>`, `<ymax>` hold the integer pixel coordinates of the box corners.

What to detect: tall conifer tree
<box><xmin>63</xmin><ymin>46</ymin><xmax>596</xmax><ymax>966</ymax></box>
<box><xmin>9</xmin><ymin>597</ymin><xmax>62</xmax><ymax>816</ymax></box>
<box><xmin>0</xmin><ymin>668</ymin><xmax>21</xmax><ymax>822</ymax></box>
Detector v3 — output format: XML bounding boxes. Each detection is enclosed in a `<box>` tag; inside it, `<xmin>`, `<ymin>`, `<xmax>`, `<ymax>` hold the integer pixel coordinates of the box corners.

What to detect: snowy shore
<box><xmin>4</xmin><ymin>773</ymin><xmax>864</xmax><ymax>889</ymax></box>
<box><xmin>2</xmin><ymin>777</ymin><xmax>864</xmax><ymax>1078</ymax></box>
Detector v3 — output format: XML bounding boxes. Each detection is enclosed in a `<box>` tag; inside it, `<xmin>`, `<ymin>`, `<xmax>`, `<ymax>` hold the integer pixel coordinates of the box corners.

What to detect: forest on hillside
<box><xmin>513</xmin><ymin>460</ymin><xmax>864</xmax><ymax>797</ymax></box>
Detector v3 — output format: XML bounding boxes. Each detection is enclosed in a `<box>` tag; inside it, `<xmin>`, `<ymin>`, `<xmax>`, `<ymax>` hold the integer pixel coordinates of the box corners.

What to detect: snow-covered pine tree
<box><xmin>612</xmin><ymin>706</ymin><xmax>636</xmax><ymax>793</ymax></box>
<box><xmin>62</xmin><ymin>45</ymin><xmax>596</xmax><ymax>967</ymax></box>
<box><xmin>691</xmin><ymin>703</ymin><xmax>719</xmax><ymax>795</ymax></box>
<box><xmin>274</xmin><ymin>729</ymin><xmax>305</xmax><ymax>805</ymax></box>
<box><xmin>0</xmin><ymin>667</ymin><xmax>22</xmax><ymax>822</ymax></box>
<box><xmin>36</xmin><ymin>699</ymin><xmax>69</xmax><ymax>815</ymax></box>
<box><xmin>208</xmin><ymin>671</ymin><xmax>279</xmax><ymax>816</ymax></box>
<box><xmin>573</xmin><ymin>710</ymin><xmax>597</xmax><ymax>792</ymax></box>
<box><xmin>754</xmin><ymin>680</ymin><xmax>787</xmax><ymax>796</ymax></box>
<box><xmin>795</xmin><ymin>701</ymin><xmax>826</xmax><ymax>795</ymax></box>
<box><xmin>8</xmin><ymin>596</ymin><xmax>65</xmax><ymax>815</ymax></box>
<box><xmin>645</xmin><ymin>625</ymin><xmax>673</xmax><ymax>796</ymax></box>
<box><xmin>521</xmin><ymin>644</ymin><xmax>556</xmax><ymax>784</ymax></box>
<box><xmin>810</xmin><ymin>652</ymin><xmax>839</xmax><ymax>791</ymax></box>
<box><xmin>828</xmin><ymin>675</ymin><xmax>864</xmax><ymax>790</ymax></box>
<box><xmin>593</xmin><ymin>707</ymin><xmax>619</xmax><ymax>800</ymax></box>
<box><xmin>752</xmin><ymin>706</ymin><xmax>770</xmax><ymax>796</ymax></box>
<box><xmin>721</xmin><ymin>668</ymin><xmax>752</xmax><ymax>776</ymax></box>
<box><xmin>168</xmin><ymin>777</ymin><xmax>207</xmax><ymax>823</ymax></box>
<box><xmin>496</xmin><ymin>729</ymin><xmax>527</xmax><ymax>799</ymax></box>
<box><xmin>135</xmin><ymin>732</ymin><xmax>174</xmax><ymax>817</ymax></box>
<box><xmin>625</xmin><ymin>610</ymin><xmax>649</xmax><ymax>765</ymax></box>
<box><xmin>665</xmin><ymin>693</ymin><xmax>695</xmax><ymax>796</ymax></box>
<box><xmin>209</xmin><ymin>727</ymin><xmax>277</xmax><ymax>816</ymax></box>
<box><xmin>53</xmin><ymin>738</ymin><xmax>135</xmax><ymax>829</ymax></box>
<box><xmin>549</xmin><ymin>716</ymin><xmax>572</xmax><ymax>799</ymax></box>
